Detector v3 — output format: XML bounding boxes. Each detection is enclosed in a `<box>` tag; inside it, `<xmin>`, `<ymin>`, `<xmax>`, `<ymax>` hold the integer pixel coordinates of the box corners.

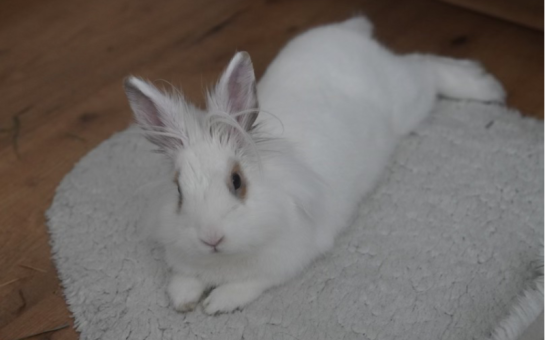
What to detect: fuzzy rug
<box><xmin>47</xmin><ymin>100</ymin><xmax>543</xmax><ymax>340</ymax></box>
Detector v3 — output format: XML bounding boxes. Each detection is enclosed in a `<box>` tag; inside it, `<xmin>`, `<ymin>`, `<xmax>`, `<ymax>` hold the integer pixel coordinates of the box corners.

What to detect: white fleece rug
<box><xmin>47</xmin><ymin>100</ymin><xmax>543</xmax><ymax>340</ymax></box>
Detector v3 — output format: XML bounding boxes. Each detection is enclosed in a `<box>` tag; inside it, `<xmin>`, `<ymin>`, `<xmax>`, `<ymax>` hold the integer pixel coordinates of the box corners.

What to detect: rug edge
<box><xmin>492</xmin><ymin>240</ymin><xmax>545</xmax><ymax>340</ymax></box>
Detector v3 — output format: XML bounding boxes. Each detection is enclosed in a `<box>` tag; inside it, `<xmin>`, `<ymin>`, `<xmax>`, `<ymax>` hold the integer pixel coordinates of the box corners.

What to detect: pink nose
<box><xmin>200</xmin><ymin>236</ymin><xmax>224</xmax><ymax>248</ymax></box>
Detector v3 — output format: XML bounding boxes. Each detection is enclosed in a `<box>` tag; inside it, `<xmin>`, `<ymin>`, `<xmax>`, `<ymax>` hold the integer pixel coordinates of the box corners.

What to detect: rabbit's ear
<box><xmin>211</xmin><ymin>52</ymin><xmax>259</xmax><ymax>131</ymax></box>
<box><xmin>124</xmin><ymin>77</ymin><xmax>184</xmax><ymax>152</ymax></box>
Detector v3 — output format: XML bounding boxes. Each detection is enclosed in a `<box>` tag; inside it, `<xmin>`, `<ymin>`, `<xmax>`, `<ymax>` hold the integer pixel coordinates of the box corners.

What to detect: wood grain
<box><xmin>439</xmin><ymin>0</ymin><xmax>544</xmax><ymax>31</ymax></box>
<box><xmin>0</xmin><ymin>0</ymin><xmax>542</xmax><ymax>339</ymax></box>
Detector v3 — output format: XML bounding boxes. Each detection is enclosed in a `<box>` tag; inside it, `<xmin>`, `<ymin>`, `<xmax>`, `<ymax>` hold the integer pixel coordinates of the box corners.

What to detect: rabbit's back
<box><xmin>256</xmin><ymin>18</ymin><xmax>427</xmax><ymax>237</ymax></box>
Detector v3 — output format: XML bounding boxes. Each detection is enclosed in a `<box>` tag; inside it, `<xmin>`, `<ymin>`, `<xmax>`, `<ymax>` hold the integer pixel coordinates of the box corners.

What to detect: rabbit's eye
<box><xmin>177</xmin><ymin>182</ymin><xmax>182</xmax><ymax>197</ymax></box>
<box><xmin>175</xmin><ymin>182</ymin><xmax>183</xmax><ymax>212</ymax></box>
<box><xmin>229</xmin><ymin>163</ymin><xmax>247</xmax><ymax>199</ymax></box>
<box><xmin>232</xmin><ymin>173</ymin><xmax>241</xmax><ymax>191</ymax></box>
<box><xmin>173</xmin><ymin>171</ymin><xmax>182</xmax><ymax>210</ymax></box>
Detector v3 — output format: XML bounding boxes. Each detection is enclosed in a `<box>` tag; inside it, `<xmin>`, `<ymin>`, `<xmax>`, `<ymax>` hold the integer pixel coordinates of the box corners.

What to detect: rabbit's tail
<box><xmin>391</xmin><ymin>54</ymin><xmax>506</xmax><ymax>136</ymax></box>
<box><xmin>424</xmin><ymin>55</ymin><xmax>506</xmax><ymax>103</ymax></box>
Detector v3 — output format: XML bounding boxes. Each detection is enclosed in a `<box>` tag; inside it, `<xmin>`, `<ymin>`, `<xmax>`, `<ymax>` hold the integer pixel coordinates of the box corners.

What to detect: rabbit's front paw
<box><xmin>168</xmin><ymin>275</ymin><xmax>205</xmax><ymax>312</ymax></box>
<box><xmin>203</xmin><ymin>281</ymin><xmax>265</xmax><ymax>315</ymax></box>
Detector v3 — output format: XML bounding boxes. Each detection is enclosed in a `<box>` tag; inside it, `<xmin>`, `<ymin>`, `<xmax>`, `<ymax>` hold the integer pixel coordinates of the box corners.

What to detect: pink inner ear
<box><xmin>224</xmin><ymin>53</ymin><xmax>259</xmax><ymax>131</ymax></box>
<box><xmin>226</xmin><ymin>54</ymin><xmax>258</xmax><ymax>115</ymax></box>
<box><xmin>124</xmin><ymin>78</ymin><xmax>184</xmax><ymax>151</ymax></box>
<box><xmin>228</xmin><ymin>66</ymin><xmax>249</xmax><ymax>113</ymax></box>
<box><xmin>138</xmin><ymin>95</ymin><xmax>164</xmax><ymax>128</ymax></box>
<box><xmin>125</xmin><ymin>82</ymin><xmax>165</xmax><ymax>128</ymax></box>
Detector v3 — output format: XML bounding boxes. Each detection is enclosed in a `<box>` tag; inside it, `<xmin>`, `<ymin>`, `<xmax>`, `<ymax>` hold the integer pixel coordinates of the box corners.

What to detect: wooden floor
<box><xmin>0</xmin><ymin>0</ymin><xmax>542</xmax><ymax>339</ymax></box>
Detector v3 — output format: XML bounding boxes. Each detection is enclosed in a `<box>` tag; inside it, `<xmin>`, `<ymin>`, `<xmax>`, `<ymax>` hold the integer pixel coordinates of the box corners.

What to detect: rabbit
<box><xmin>123</xmin><ymin>16</ymin><xmax>505</xmax><ymax>315</ymax></box>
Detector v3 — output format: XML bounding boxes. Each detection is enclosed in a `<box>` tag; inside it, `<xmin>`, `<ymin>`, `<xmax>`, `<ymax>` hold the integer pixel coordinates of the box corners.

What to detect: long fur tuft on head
<box><xmin>124</xmin><ymin>52</ymin><xmax>264</xmax><ymax>162</ymax></box>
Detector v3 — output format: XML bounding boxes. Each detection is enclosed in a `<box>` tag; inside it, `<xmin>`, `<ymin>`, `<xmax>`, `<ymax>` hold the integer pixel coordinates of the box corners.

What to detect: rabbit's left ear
<box><xmin>210</xmin><ymin>52</ymin><xmax>259</xmax><ymax>131</ymax></box>
<box><xmin>124</xmin><ymin>77</ymin><xmax>185</xmax><ymax>152</ymax></box>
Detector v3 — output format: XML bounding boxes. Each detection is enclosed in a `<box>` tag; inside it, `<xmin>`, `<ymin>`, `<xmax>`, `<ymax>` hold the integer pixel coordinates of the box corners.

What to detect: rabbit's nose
<box><xmin>200</xmin><ymin>236</ymin><xmax>224</xmax><ymax>249</ymax></box>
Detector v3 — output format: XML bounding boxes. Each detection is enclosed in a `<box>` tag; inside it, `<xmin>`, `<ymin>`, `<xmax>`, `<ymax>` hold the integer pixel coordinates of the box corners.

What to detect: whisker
<box><xmin>126</xmin><ymin>130</ymin><xmax>184</xmax><ymax>140</ymax></box>
<box><xmin>155</xmin><ymin>79</ymin><xmax>185</xmax><ymax>99</ymax></box>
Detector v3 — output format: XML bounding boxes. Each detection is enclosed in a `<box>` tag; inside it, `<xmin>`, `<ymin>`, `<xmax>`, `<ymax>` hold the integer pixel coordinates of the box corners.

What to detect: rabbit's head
<box><xmin>125</xmin><ymin>53</ymin><xmax>295</xmax><ymax>256</ymax></box>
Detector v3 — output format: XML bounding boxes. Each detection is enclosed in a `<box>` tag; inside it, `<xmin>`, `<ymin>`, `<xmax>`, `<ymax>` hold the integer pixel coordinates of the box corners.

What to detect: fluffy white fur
<box><xmin>124</xmin><ymin>16</ymin><xmax>505</xmax><ymax>314</ymax></box>
<box><xmin>491</xmin><ymin>252</ymin><xmax>544</xmax><ymax>340</ymax></box>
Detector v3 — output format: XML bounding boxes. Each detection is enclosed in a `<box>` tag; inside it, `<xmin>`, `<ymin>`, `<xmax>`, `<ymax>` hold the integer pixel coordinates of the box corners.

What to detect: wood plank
<box><xmin>439</xmin><ymin>0</ymin><xmax>544</xmax><ymax>31</ymax></box>
<box><xmin>0</xmin><ymin>0</ymin><xmax>542</xmax><ymax>338</ymax></box>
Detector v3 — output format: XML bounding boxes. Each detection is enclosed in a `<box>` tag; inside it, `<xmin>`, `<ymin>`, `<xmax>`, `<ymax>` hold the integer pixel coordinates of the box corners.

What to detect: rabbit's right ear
<box><xmin>210</xmin><ymin>52</ymin><xmax>259</xmax><ymax>131</ymax></box>
<box><xmin>124</xmin><ymin>77</ymin><xmax>184</xmax><ymax>152</ymax></box>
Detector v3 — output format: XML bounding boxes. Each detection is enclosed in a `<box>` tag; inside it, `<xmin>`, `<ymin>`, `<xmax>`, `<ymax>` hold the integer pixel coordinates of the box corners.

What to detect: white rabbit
<box><xmin>124</xmin><ymin>16</ymin><xmax>505</xmax><ymax>315</ymax></box>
